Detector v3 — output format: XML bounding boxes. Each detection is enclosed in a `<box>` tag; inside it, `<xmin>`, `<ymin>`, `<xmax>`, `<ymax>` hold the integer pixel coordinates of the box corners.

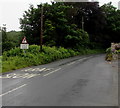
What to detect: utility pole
<box><xmin>40</xmin><ymin>5</ymin><xmax>43</xmax><ymax>52</ymax></box>
<box><xmin>82</xmin><ymin>16</ymin><xmax>84</xmax><ymax>30</ymax></box>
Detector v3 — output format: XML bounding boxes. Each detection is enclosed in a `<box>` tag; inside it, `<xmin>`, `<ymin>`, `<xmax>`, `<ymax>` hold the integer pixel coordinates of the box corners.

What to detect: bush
<box><xmin>106</xmin><ymin>47</ymin><xmax>111</xmax><ymax>54</ymax></box>
<box><xmin>2</xmin><ymin>45</ymin><xmax>78</xmax><ymax>73</ymax></box>
<box><xmin>2</xmin><ymin>45</ymin><xmax>103</xmax><ymax>73</ymax></box>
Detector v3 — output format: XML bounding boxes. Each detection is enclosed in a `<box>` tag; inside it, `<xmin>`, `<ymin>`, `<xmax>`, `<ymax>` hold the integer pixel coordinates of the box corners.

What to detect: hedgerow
<box><xmin>2</xmin><ymin>45</ymin><xmax>104</xmax><ymax>73</ymax></box>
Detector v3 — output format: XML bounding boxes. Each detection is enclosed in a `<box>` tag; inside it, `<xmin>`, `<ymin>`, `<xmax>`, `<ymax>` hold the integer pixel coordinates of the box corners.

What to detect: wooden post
<box><xmin>82</xmin><ymin>16</ymin><xmax>84</xmax><ymax>30</ymax></box>
<box><xmin>40</xmin><ymin>6</ymin><xmax>43</xmax><ymax>52</ymax></box>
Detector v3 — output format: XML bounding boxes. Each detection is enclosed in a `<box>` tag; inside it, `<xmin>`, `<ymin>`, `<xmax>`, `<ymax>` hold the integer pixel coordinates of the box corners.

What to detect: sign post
<box><xmin>20</xmin><ymin>37</ymin><xmax>29</xmax><ymax>56</ymax></box>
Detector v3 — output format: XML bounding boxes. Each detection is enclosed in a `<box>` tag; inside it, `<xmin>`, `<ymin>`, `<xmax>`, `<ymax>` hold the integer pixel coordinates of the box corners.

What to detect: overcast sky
<box><xmin>0</xmin><ymin>0</ymin><xmax>119</xmax><ymax>31</ymax></box>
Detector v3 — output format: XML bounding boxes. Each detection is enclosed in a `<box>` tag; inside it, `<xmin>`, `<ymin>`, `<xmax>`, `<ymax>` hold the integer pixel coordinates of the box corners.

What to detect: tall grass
<box><xmin>2</xmin><ymin>45</ymin><xmax>104</xmax><ymax>73</ymax></box>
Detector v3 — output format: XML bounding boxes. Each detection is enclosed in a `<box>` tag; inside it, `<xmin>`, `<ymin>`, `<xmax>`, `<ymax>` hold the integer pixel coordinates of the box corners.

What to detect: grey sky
<box><xmin>0</xmin><ymin>0</ymin><xmax>119</xmax><ymax>31</ymax></box>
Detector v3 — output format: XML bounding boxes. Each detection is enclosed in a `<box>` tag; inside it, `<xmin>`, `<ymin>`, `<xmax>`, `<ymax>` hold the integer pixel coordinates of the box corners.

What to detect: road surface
<box><xmin>0</xmin><ymin>54</ymin><xmax>118</xmax><ymax>106</ymax></box>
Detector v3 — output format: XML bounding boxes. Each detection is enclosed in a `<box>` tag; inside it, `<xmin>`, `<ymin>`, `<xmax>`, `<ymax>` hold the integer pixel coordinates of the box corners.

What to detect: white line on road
<box><xmin>0</xmin><ymin>84</ymin><xmax>27</xmax><ymax>97</ymax></box>
<box><xmin>21</xmin><ymin>68</ymin><xmax>51</xmax><ymax>72</ymax></box>
<box><xmin>66</xmin><ymin>61</ymin><xmax>75</xmax><ymax>66</ymax></box>
<box><xmin>78</xmin><ymin>58</ymin><xmax>87</xmax><ymax>61</ymax></box>
<box><xmin>0</xmin><ymin>73</ymin><xmax>41</xmax><ymax>79</ymax></box>
<box><xmin>25</xmin><ymin>68</ymin><xmax>33</xmax><ymax>72</ymax></box>
<box><xmin>43</xmin><ymin>68</ymin><xmax>61</xmax><ymax>77</ymax></box>
<box><xmin>27</xmin><ymin>74</ymin><xmax>41</xmax><ymax>79</ymax></box>
<box><xmin>38</xmin><ymin>68</ymin><xmax>46</xmax><ymax>72</ymax></box>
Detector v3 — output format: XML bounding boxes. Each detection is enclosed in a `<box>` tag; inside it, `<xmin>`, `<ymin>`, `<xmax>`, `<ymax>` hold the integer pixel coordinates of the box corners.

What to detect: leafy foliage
<box><xmin>7</xmin><ymin>31</ymin><xmax>23</xmax><ymax>47</ymax></box>
<box><xmin>2</xmin><ymin>29</ymin><xmax>23</xmax><ymax>52</ymax></box>
<box><xmin>2</xmin><ymin>29</ymin><xmax>14</xmax><ymax>52</ymax></box>
<box><xmin>101</xmin><ymin>2</ymin><xmax>120</xmax><ymax>46</ymax></box>
<box><xmin>2</xmin><ymin>45</ymin><xmax>103</xmax><ymax>73</ymax></box>
<box><xmin>2</xmin><ymin>2</ymin><xmax>120</xmax><ymax>53</ymax></box>
<box><xmin>20</xmin><ymin>2</ymin><xmax>91</xmax><ymax>48</ymax></box>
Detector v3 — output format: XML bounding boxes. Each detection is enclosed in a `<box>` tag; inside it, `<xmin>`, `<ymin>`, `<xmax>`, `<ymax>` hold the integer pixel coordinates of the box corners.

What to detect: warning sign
<box><xmin>20</xmin><ymin>44</ymin><xmax>29</xmax><ymax>49</ymax></box>
<box><xmin>22</xmin><ymin>37</ymin><xmax>28</xmax><ymax>44</ymax></box>
<box><xmin>20</xmin><ymin>37</ymin><xmax>29</xmax><ymax>49</ymax></box>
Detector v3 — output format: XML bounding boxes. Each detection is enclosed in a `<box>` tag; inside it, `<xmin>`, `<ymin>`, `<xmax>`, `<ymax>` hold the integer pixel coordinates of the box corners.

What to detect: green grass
<box><xmin>2</xmin><ymin>45</ymin><xmax>104</xmax><ymax>73</ymax></box>
<box><xmin>0</xmin><ymin>56</ymin><xmax>2</xmax><ymax>73</ymax></box>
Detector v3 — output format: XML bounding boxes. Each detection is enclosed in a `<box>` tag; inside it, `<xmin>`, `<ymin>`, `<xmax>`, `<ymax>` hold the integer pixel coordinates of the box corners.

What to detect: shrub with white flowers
<box><xmin>105</xmin><ymin>43</ymin><xmax>120</xmax><ymax>61</ymax></box>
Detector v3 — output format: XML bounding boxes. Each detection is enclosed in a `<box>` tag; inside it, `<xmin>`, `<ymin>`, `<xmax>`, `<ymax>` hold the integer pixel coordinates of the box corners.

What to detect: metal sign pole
<box><xmin>23</xmin><ymin>49</ymin><xmax>26</xmax><ymax>56</ymax></box>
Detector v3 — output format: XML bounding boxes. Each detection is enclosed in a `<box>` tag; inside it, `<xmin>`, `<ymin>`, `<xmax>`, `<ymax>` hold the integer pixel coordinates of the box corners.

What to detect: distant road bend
<box><xmin>1</xmin><ymin>54</ymin><xmax>118</xmax><ymax>106</ymax></box>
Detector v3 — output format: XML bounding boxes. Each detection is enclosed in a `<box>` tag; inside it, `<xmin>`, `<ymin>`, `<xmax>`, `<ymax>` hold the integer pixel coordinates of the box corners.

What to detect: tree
<box><xmin>20</xmin><ymin>4</ymin><xmax>42</xmax><ymax>45</ymax></box>
<box><xmin>64</xmin><ymin>25</ymin><xmax>89</xmax><ymax>48</ymax></box>
<box><xmin>60</xmin><ymin>2</ymin><xmax>106</xmax><ymax>48</ymax></box>
<box><xmin>101</xmin><ymin>2</ymin><xmax>120</xmax><ymax>47</ymax></box>
<box><xmin>44</xmin><ymin>20</ymin><xmax>56</xmax><ymax>46</ymax></box>
<box><xmin>21</xmin><ymin>2</ymin><xmax>114</xmax><ymax>49</ymax></box>
<box><xmin>7</xmin><ymin>31</ymin><xmax>23</xmax><ymax>47</ymax></box>
<box><xmin>2</xmin><ymin>27</ymin><xmax>14</xmax><ymax>52</ymax></box>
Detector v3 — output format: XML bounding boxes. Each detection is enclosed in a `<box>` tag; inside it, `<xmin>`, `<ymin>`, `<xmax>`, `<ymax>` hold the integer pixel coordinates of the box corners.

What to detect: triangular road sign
<box><xmin>22</xmin><ymin>37</ymin><xmax>28</xmax><ymax>44</ymax></box>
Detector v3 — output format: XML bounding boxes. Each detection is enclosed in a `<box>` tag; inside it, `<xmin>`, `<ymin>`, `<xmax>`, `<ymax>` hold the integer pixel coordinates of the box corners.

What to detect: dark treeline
<box><xmin>2</xmin><ymin>2</ymin><xmax>120</xmax><ymax>52</ymax></box>
<box><xmin>20</xmin><ymin>2</ymin><xmax>120</xmax><ymax>50</ymax></box>
<box><xmin>2</xmin><ymin>30</ymin><xmax>23</xmax><ymax>52</ymax></box>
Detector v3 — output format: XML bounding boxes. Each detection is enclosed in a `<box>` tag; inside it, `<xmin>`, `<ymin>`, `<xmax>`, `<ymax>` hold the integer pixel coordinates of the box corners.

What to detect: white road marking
<box><xmin>25</xmin><ymin>68</ymin><xmax>33</xmax><ymax>72</ymax></box>
<box><xmin>38</xmin><ymin>68</ymin><xmax>46</xmax><ymax>72</ymax></box>
<box><xmin>78</xmin><ymin>58</ymin><xmax>87</xmax><ymax>61</ymax></box>
<box><xmin>27</xmin><ymin>74</ymin><xmax>41</xmax><ymax>79</ymax></box>
<box><xmin>12</xmin><ymin>74</ymin><xmax>18</xmax><ymax>78</ymax></box>
<box><xmin>67</xmin><ymin>61</ymin><xmax>75</xmax><ymax>66</ymax></box>
<box><xmin>43</xmin><ymin>68</ymin><xmax>53</xmax><ymax>71</ymax></box>
<box><xmin>0</xmin><ymin>67</ymin><xmax>53</xmax><ymax>79</ymax></box>
<box><xmin>0</xmin><ymin>73</ymin><xmax>41</xmax><ymax>79</ymax></box>
<box><xmin>0</xmin><ymin>84</ymin><xmax>27</xmax><ymax>97</ymax></box>
<box><xmin>21</xmin><ymin>68</ymin><xmax>49</xmax><ymax>72</ymax></box>
<box><xmin>31</xmin><ymin>69</ymin><xmax>36</xmax><ymax>71</ymax></box>
<box><xmin>43</xmin><ymin>68</ymin><xmax>61</xmax><ymax>77</ymax></box>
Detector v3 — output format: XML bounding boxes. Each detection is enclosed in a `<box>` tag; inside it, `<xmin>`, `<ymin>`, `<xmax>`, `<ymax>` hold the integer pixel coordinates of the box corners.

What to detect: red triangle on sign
<box><xmin>22</xmin><ymin>37</ymin><xmax>28</xmax><ymax>44</ymax></box>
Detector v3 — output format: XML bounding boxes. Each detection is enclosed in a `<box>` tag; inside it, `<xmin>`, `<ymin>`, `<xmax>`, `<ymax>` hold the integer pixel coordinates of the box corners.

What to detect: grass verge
<box><xmin>2</xmin><ymin>45</ymin><xmax>104</xmax><ymax>73</ymax></box>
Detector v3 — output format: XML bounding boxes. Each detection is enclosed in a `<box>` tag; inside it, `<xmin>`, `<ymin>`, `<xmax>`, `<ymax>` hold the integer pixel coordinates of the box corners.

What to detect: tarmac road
<box><xmin>1</xmin><ymin>54</ymin><xmax>118</xmax><ymax>106</ymax></box>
